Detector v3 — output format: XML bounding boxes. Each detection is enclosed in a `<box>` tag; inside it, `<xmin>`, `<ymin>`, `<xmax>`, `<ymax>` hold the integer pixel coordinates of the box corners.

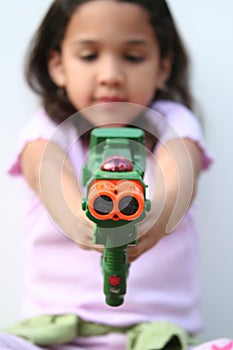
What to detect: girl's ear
<box><xmin>158</xmin><ymin>53</ymin><xmax>173</xmax><ymax>90</ymax></box>
<box><xmin>47</xmin><ymin>50</ymin><xmax>66</xmax><ymax>87</ymax></box>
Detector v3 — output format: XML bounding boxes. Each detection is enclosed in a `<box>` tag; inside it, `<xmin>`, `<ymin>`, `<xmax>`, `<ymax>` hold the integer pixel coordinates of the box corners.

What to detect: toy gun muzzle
<box><xmin>87</xmin><ymin>180</ymin><xmax>145</xmax><ymax>221</ymax></box>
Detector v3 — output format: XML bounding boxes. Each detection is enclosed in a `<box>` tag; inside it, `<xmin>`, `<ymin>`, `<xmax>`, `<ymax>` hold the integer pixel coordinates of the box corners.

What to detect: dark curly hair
<box><xmin>25</xmin><ymin>0</ymin><xmax>193</xmax><ymax>126</ymax></box>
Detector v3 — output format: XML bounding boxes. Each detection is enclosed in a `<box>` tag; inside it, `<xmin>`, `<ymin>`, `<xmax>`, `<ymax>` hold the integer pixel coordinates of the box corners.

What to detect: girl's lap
<box><xmin>0</xmin><ymin>331</ymin><xmax>232</xmax><ymax>350</ymax></box>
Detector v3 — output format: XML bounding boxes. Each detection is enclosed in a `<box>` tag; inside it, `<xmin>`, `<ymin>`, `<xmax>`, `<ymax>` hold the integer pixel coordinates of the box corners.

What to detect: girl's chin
<box><xmin>79</xmin><ymin>101</ymin><xmax>144</xmax><ymax>127</ymax></box>
<box><xmin>98</xmin><ymin>123</ymin><xmax>126</xmax><ymax>128</ymax></box>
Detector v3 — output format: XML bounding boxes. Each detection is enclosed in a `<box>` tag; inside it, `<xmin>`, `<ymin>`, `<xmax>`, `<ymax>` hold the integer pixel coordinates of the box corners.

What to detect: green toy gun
<box><xmin>82</xmin><ymin>128</ymin><xmax>150</xmax><ymax>306</ymax></box>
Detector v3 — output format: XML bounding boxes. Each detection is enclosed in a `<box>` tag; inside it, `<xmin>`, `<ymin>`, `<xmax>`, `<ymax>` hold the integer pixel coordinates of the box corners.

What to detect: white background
<box><xmin>0</xmin><ymin>0</ymin><xmax>232</xmax><ymax>342</ymax></box>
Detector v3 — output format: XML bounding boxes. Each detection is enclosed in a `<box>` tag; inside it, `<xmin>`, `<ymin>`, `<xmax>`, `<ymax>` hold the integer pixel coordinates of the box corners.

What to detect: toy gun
<box><xmin>82</xmin><ymin>128</ymin><xmax>150</xmax><ymax>306</ymax></box>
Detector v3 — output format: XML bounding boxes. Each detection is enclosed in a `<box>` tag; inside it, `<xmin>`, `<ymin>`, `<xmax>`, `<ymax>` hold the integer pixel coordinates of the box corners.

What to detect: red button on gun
<box><xmin>109</xmin><ymin>275</ymin><xmax>121</xmax><ymax>286</ymax></box>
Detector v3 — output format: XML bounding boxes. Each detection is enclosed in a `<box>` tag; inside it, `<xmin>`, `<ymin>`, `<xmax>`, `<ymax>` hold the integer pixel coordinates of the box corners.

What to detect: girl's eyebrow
<box><xmin>126</xmin><ymin>39</ymin><xmax>150</xmax><ymax>46</ymax></box>
<box><xmin>72</xmin><ymin>39</ymin><xmax>151</xmax><ymax>47</ymax></box>
<box><xmin>73</xmin><ymin>40</ymin><xmax>97</xmax><ymax>46</ymax></box>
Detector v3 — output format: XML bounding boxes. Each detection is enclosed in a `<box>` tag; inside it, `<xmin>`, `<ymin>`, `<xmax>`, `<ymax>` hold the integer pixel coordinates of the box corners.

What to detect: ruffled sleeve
<box><xmin>8</xmin><ymin>109</ymin><xmax>77</xmax><ymax>176</ymax></box>
<box><xmin>148</xmin><ymin>100</ymin><xmax>213</xmax><ymax>170</ymax></box>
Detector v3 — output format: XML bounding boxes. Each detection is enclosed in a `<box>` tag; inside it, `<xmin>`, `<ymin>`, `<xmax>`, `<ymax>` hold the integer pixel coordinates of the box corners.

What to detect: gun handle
<box><xmin>102</xmin><ymin>246</ymin><xmax>129</xmax><ymax>307</ymax></box>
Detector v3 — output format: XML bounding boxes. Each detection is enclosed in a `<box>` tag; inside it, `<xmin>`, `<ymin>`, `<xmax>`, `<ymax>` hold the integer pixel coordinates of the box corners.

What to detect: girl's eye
<box><xmin>79</xmin><ymin>53</ymin><xmax>98</xmax><ymax>61</ymax></box>
<box><xmin>125</xmin><ymin>55</ymin><xmax>144</xmax><ymax>63</ymax></box>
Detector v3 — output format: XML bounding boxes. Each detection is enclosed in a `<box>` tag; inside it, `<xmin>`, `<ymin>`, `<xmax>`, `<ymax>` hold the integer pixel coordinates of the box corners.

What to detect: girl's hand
<box><xmin>127</xmin><ymin>137</ymin><xmax>202</xmax><ymax>263</ymax></box>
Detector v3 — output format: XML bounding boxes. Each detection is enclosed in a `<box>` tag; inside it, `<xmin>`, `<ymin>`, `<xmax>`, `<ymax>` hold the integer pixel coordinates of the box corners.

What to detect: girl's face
<box><xmin>48</xmin><ymin>0</ymin><xmax>172</xmax><ymax>126</ymax></box>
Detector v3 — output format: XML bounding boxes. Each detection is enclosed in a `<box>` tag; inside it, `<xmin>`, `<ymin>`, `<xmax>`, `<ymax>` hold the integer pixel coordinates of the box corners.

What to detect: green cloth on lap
<box><xmin>5</xmin><ymin>315</ymin><xmax>78</xmax><ymax>345</ymax></box>
<box><xmin>127</xmin><ymin>321</ymin><xmax>188</xmax><ymax>350</ymax></box>
<box><xmin>5</xmin><ymin>314</ymin><xmax>133</xmax><ymax>345</ymax></box>
<box><xmin>5</xmin><ymin>314</ymin><xmax>193</xmax><ymax>349</ymax></box>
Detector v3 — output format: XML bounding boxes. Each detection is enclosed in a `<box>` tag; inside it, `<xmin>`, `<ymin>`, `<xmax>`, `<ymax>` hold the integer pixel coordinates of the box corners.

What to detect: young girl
<box><xmin>2</xmin><ymin>0</ymin><xmax>231</xmax><ymax>349</ymax></box>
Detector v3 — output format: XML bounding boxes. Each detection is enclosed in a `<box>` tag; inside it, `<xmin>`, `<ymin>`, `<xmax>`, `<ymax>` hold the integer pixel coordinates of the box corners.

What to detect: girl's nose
<box><xmin>97</xmin><ymin>56</ymin><xmax>125</xmax><ymax>86</ymax></box>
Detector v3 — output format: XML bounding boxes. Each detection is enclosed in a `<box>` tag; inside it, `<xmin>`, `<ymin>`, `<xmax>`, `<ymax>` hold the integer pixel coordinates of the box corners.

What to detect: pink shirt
<box><xmin>8</xmin><ymin>100</ymin><xmax>212</xmax><ymax>336</ymax></box>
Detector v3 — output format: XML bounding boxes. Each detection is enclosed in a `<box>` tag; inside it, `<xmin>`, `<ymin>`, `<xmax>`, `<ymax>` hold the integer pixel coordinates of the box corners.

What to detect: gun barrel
<box><xmin>87</xmin><ymin>180</ymin><xmax>145</xmax><ymax>221</ymax></box>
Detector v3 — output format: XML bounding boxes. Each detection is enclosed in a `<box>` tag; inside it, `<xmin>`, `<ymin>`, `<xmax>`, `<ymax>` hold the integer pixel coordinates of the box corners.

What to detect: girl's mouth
<box><xmin>95</xmin><ymin>97</ymin><xmax>126</xmax><ymax>103</ymax></box>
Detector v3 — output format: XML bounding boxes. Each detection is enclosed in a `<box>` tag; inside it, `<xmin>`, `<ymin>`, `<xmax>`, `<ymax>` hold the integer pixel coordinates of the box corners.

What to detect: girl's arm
<box><xmin>128</xmin><ymin>137</ymin><xmax>202</xmax><ymax>262</ymax></box>
<box><xmin>21</xmin><ymin>139</ymin><xmax>101</xmax><ymax>250</ymax></box>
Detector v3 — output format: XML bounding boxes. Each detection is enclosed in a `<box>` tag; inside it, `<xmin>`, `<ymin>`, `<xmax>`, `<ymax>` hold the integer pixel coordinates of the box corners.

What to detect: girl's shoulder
<box><xmin>148</xmin><ymin>100</ymin><xmax>213</xmax><ymax>171</ymax></box>
<box><xmin>18</xmin><ymin>108</ymin><xmax>59</xmax><ymax>139</ymax></box>
<box><xmin>147</xmin><ymin>99</ymin><xmax>203</xmax><ymax>143</ymax></box>
<box><xmin>8</xmin><ymin>109</ymin><xmax>79</xmax><ymax>176</ymax></box>
<box><xmin>151</xmin><ymin>99</ymin><xmax>198</xmax><ymax>124</ymax></box>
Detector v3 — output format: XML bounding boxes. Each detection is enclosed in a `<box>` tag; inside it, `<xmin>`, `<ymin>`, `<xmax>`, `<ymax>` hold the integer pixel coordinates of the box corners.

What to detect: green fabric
<box><xmin>5</xmin><ymin>315</ymin><xmax>78</xmax><ymax>345</ymax></box>
<box><xmin>5</xmin><ymin>314</ymin><xmax>194</xmax><ymax>349</ymax></box>
<box><xmin>127</xmin><ymin>321</ymin><xmax>188</xmax><ymax>350</ymax></box>
<box><xmin>5</xmin><ymin>314</ymin><xmax>133</xmax><ymax>345</ymax></box>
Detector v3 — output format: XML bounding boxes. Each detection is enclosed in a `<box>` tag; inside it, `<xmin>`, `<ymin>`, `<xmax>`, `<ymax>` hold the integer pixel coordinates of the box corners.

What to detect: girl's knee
<box><xmin>0</xmin><ymin>332</ymin><xmax>10</xmax><ymax>347</ymax></box>
<box><xmin>0</xmin><ymin>332</ymin><xmax>40</xmax><ymax>350</ymax></box>
<box><xmin>193</xmin><ymin>338</ymin><xmax>233</xmax><ymax>350</ymax></box>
